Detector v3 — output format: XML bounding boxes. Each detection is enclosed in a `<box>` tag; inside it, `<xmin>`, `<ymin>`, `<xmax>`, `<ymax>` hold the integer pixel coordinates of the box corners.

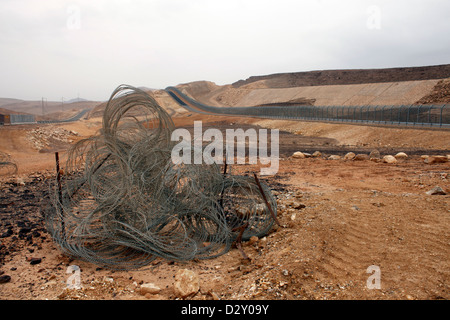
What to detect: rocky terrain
<box><xmin>0</xmin><ymin>118</ymin><xmax>449</xmax><ymax>300</ymax></box>
<box><xmin>26</xmin><ymin>127</ymin><xmax>80</xmax><ymax>152</ymax></box>
<box><xmin>232</xmin><ymin>64</ymin><xmax>450</xmax><ymax>88</ymax></box>
<box><xmin>0</xmin><ymin>65</ymin><xmax>449</xmax><ymax>301</ymax></box>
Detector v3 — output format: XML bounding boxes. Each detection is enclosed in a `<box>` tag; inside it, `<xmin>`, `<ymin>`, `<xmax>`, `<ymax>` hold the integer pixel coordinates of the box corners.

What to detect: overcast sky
<box><xmin>0</xmin><ymin>0</ymin><xmax>449</xmax><ymax>101</ymax></box>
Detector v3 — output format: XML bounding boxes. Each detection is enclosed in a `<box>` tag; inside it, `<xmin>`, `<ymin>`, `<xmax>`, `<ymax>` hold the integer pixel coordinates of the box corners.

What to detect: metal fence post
<box><xmin>440</xmin><ymin>104</ymin><xmax>446</xmax><ymax>127</ymax></box>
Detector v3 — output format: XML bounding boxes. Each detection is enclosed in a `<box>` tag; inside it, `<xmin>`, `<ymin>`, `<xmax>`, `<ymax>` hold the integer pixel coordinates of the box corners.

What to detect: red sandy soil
<box><xmin>0</xmin><ymin>114</ymin><xmax>448</xmax><ymax>300</ymax></box>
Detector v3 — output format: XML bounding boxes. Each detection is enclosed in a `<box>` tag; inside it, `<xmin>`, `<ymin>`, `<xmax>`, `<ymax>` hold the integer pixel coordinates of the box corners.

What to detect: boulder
<box><xmin>354</xmin><ymin>154</ymin><xmax>370</xmax><ymax>161</ymax></box>
<box><xmin>312</xmin><ymin>151</ymin><xmax>322</xmax><ymax>158</ymax></box>
<box><xmin>426</xmin><ymin>186</ymin><xmax>446</xmax><ymax>195</ymax></box>
<box><xmin>369</xmin><ymin>149</ymin><xmax>381</xmax><ymax>160</ymax></box>
<box><xmin>383</xmin><ymin>155</ymin><xmax>397</xmax><ymax>164</ymax></box>
<box><xmin>292</xmin><ymin>152</ymin><xmax>306</xmax><ymax>159</ymax></box>
<box><xmin>0</xmin><ymin>275</ymin><xmax>11</xmax><ymax>284</ymax></box>
<box><xmin>394</xmin><ymin>152</ymin><xmax>408</xmax><ymax>160</ymax></box>
<box><xmin>29</xmin><ymin>258</ymin><xmax>42</xmax><ymax>265</ymax></box>
<box><xmin>140</xmin><ymin>283</ymin><xmax>161</xmax><ymax>295</ymax></box>
<box><xmin>173</xmin><ymin>269</ymin><xmax>199</xmax><ymax>299</ymax></box>
<box><xmin>344</xmin><ymin>152</ymin><xmax>356</xmax><ymax>160</ymax></box>
<box><xmin>424</xmin><ymin>156</ymin><xmax>448</xmax><ymax>164</ymax></box>
<box><xmin>328</xmin><ymin>155</ymin><xmax>341</xmax><ymax>160</ymax></box>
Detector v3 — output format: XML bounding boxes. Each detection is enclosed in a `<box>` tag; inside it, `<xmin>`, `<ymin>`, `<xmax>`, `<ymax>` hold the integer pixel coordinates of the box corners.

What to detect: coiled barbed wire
<box><xmin>44</xmin><ymin>85</ymin><xmax>277</xmax><ymax>270</ymax></box>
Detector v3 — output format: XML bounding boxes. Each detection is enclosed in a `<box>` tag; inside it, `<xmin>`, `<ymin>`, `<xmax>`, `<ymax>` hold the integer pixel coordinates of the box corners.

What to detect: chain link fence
<box><xmin>166</xmin><ymin>87</ymin><xmax>450</xmax><ymax>128</ymax></box>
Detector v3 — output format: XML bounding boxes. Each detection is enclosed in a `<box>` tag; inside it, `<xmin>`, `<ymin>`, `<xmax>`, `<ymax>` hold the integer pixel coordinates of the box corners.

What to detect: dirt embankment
<box><xmin>232</xmin><ymin>64</ymin><xmax>450</xmax><ymax>88</ymax></box>
<box><xmin>177</xmin><ymin>65</ymin><xmax>450</xmax><ymax>109</ymax></box>
<box><xmin>416</xmin><ymin>79</ymin><xmax>450</xmax><ymax>104</ymax></box>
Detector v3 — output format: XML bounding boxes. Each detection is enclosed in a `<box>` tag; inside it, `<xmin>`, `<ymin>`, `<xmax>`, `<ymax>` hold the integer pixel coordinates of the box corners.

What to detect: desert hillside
<box><xmin>232</xmin><ymin>64</ymin><xmax>450</xmax><ymax>88</ymax></box>
<box><xmin>176</xmin><ymin>65</ymin><xmax>450</xmax><ymax>108</ymax></box>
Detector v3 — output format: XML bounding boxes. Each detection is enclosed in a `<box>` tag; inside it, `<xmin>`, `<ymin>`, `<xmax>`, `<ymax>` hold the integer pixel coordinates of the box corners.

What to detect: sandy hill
<box><xmin>87</xmin><ymin>89</ymin><xmax>188</xmax><ymax>119</ymax></box>
<box><xmin>78</xmin><ymin>65</ymin><xmax>450</xmax><ymax>120</ymax></box>
<box><xmin>0</xmin><ymin>98</ymin><xmax>24</xmax><ymax>108</ymax></box>
<box><xmin>0</xmin><ymin>107</ymin><xmax>32</xmax><ymax>115</ymax></box>
<box><xmin>177</xmin><ymin>65</ymin><xmax>450</xmax><ymax>108</ymax></box>
<box><xmin>232</xmin><ymin>64</ymin><xmax>450</xmax><ymax>88</ymax></box>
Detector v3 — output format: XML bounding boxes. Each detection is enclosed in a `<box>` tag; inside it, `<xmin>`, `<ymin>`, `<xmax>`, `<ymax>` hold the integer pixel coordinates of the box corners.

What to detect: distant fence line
<box><xmin>0</xmin><ymin>114</ymin><xmax>36</xmax><ymax>125</ymax></box>
<box><xmin>37</xmin><ymin>109</ymin><xmax>90</xmax><ymax>124</ymax></box>
<box><xmin>166</xmin><ymin>87</ymin><xmax>450</xmax><ymax>128</ymax></box>
<box><xmin>0</xmin><ymin>109</ymin><xmax>90</xmax><ymax>126</ymax></box>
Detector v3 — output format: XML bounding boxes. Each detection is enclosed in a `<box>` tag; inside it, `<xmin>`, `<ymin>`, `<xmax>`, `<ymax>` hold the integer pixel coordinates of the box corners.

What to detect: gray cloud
<box><xmin>0</xmin><ymin>0</ymin><xmax>449</xmax><ymax>101</ymax></box>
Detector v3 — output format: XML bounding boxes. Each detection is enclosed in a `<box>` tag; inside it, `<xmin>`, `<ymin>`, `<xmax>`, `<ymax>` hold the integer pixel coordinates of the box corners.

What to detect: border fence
<box><xmin>166</xmin><ymin>87</ymin><xmax>450</xmax><ymax>128</ymax></box>
<box><xmin>37</xmin><ymin>109</ymin><xmax>90</xmax><ymax>124</ymax></box>
<box><xmin>0</xmin><ymin>109</ymin><xmax>90</xmax><ymax>126</ymax></box>
<box><xmin>0</xmin><ymin>114</ymin><xmax>37</xmax><ymax>125</ymax></box>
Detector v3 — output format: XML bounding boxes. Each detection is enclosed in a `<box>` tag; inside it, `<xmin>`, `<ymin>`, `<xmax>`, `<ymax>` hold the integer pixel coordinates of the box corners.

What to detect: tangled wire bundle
<box><xmin>45</xmin><ymin>85</ymin><xmax>277</xmax><ymax>269</ymax></box>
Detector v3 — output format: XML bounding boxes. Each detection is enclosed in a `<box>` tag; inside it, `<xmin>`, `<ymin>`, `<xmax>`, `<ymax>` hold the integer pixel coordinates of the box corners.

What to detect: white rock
<box><xmin>344</xmin><ymin>152</ymin><xmax>356</xmax><ymax>160</ymax></box>
<box><xmin>140</xmin><ymin>283</ymin><xmax>161</xmax><ymax>295</ymax></box>
<box><xmin>173</xmin><ymin>269</ymin><xmax>199</xmax><ymax>298</ymax></box>
<box><xmin>292</xmin><ymin>152</ymin><xmax>306</xmax><ymax>159</ymax></box>
<box><xmin>426</xmin><ymin>186</ymin><xmax>446</xmax><ymax>195</ymax></box>
<box><xmin>394</xmin><ymin>152</ymin><xmax>408</xmax><ymax>159</ymax></box>
<box><xmin>328</xmin><ymin>155</ymin><xmax>341</xmax><ymax>160</ymax></box>
<box><xmin>383</xmin><ymin>155</ymin><xmax>397</xmax><ymax>164</ymax></box>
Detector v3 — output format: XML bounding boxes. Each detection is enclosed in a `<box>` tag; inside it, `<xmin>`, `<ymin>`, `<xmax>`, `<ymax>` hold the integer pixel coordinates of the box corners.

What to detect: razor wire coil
<box><xmin>44</xmin><ymin>85</ymin><xmax>277</xmax><ymax>270</ymax></box>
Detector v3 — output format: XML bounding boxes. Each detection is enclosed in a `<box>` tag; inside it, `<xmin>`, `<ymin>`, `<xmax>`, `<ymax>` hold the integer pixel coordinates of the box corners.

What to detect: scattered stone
<box><xmin>140</xmin><ymin>283</ymin><xmax>161</xmax><ymax>295</ymax></box>
<box><xmin>426</xmin><ymin>186</ymin><xmax>446</xmax><ymax>195</ymax></box>
<box><xmin>312</xmin><ymin>151</ymin><xmax>322</xmax><ymax>158</ymax></box>
<box><xmin>208</xmin><ymin>291</ymin><xmax>220</xmax><ymax>300</ymax></box>
<box><xmin>292</xmin><ymin>152</ymin><xmax>306</xmax><ymax>159</ymax></box>
<box><xmin>29</xmin><ymin>258</ymin><xmax>42</xmax><ymax>265</ymax></box>
<box><xmin>328</xmin><ymin>155</ymin><xmax>341</xmax><ymax>160</ymax></box>
<box><xmin>0</xmin><ymin>275</ymin><xmax>11</xmax><ymax>284</ymax></box>
<box><xmin>354</xmin><ymin>154</ymin><xmax>369</xmax><ymax>161</ymax></box>
<box><xmin>26</xmin><ymin>127</ymin><xmax>79</xmax><ymax>151</ymax></box>
<box><xmin>0</xmin><ymin>229</ymin><xmax>13</xmax><ymax>238</ymax></box>
<box><xmin>19</xmin><ymin>227</ymin><xmax>32</xmax><ymax>234</ymax></box>
<box><xmin>424</xmin><ymin>156</ymin><xmax>448</xmax><ymax>164</ymax></box>
<box><xmin>104</xmin><ymin>277</ymin><xmax>114</xmax><ymax>283</ymax></box>
<box><xmin>173</xmin><ymin>269</ymin><xmax>200</xmax><ymax>299</ymax></box>
<box><xmin>293</xmin><ymin>202</ymin><xmax>306</xmax><ymax>209</ymax></box>
<box><xmin>395</xmin><ymin>152</ymin><xmax>408</xmax><ymax>160</ymax></box>
<box><xmin>369</xmin><ymin>149</ymin><xmax>381</xmax><ymax>159</ymax></box>
<box><xmin>247</xmin><ymin>236</ymin><xmax>259</xmax><ymax>246</ymax></box>
<box><xmin>302</xmin><ymin>152</ymin><xmax>312</xmax><ymax>158</ymax></box>
<box><xmin>383</xmin><ymin>155</ymin><xmax>397</xmax><ymax>164</ymax></box>
<box><xmin>344</xmin><ymin>152</ymin><xmax>356</xmax><ymax>160</ymax></box>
